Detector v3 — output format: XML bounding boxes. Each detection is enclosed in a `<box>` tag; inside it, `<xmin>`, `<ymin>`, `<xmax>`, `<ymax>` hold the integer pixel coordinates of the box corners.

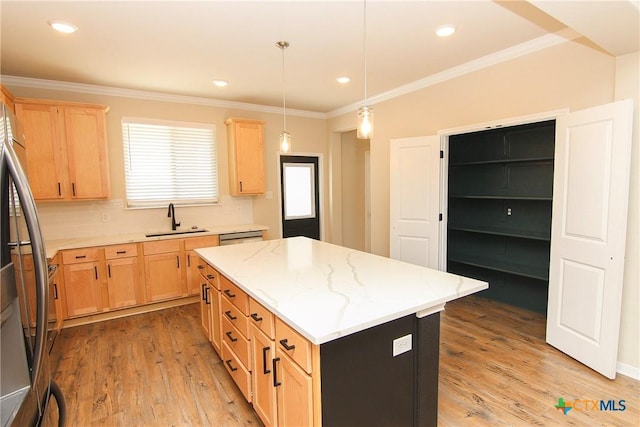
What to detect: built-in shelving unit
<box><xmin>447</xmin><ymin>120</ymin><xmax>555</xmax><ymax>314</ymax></box>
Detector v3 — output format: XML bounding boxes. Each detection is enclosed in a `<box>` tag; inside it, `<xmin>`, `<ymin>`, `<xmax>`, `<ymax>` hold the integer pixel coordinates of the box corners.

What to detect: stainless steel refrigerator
<box><xmin>1</xmin><ymin>102</ymin><xmax>65</xmax><ymax>426</ymax></box>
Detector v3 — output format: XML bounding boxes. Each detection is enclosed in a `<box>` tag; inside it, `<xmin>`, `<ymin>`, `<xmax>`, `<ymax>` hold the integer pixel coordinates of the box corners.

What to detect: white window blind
<box><xmin>122</xmin><ymin>118</ymin><xmax>218</xmax><ymax>207</ymax></box>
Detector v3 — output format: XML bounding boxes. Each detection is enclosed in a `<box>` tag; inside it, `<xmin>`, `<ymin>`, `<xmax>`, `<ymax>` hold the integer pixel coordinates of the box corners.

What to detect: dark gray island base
<box><xmin>321</xmin><ymin>312</ymin><xmax>440</xmax><ymax>427</ymax></box>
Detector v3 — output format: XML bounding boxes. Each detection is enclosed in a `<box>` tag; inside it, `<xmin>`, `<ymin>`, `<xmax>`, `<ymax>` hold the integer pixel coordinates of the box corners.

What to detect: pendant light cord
<box><xmin>281</xmin><ymin>42</ymin><xmax>287</xmax><ymax>132</ymax></box>
<box><xmin>363</xmin><ymin>0</ymin><xmax>367</xmax><ymax>105</ymax></box>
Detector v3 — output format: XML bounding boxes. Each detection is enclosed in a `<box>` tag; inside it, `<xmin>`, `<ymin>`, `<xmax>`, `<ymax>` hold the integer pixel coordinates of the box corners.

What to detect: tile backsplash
<box><xmin>36</xmin><ymin>196</ymin><xmax>253</xmax><ymax>241</ymax></box>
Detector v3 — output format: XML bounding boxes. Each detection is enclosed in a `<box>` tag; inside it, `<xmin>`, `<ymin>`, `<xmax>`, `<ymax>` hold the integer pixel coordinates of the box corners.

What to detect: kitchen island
<box><xmin>196</xmin><ymin>237</ymin><xmax>487</xmax><ymax>427</ymax></box>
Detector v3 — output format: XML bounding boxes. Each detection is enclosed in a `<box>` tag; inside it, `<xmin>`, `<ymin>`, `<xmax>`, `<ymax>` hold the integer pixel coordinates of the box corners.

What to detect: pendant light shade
<box><xmin>277</xmin><ymin>41</ymin><xmax>291</xmax><ymax>153</ymax></box>
<box><xmin>357</xmin><ymin>0</ymin><xmax>373</xmax><ymax>140</ymax></box>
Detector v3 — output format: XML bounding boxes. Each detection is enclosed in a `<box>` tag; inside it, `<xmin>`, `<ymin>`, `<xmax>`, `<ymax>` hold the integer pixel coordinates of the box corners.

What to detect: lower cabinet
<box><xmin>62</xmin><ymin>248</ymin><xmax>103</xmax><ymax>317</ymax></box>
<box><xmin>105</xmin><ymin>244</ymin><xmax>141</xmax><ymax>309</ymax></box>
<box><xmin>143</xmin><ymin>240</ymin><xmax>183</xmax><ymax>302</ymax></box>
<box><xmin>199</xmin><ymin>259</ymin><xmax>222</xmax><ymax>355</ymax></box>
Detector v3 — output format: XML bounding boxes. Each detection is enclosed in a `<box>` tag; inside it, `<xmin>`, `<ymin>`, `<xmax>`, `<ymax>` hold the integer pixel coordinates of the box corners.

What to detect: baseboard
<box><xmin>617</xmin><ymin>361</ymin><xmax>640</xmax><ymax>380</ymax></box>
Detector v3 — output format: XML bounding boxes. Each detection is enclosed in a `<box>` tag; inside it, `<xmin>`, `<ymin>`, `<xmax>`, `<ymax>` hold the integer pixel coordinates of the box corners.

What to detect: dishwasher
<box><xmin>219</xmin><ymin>230</ymin><xmax>264</xmax><ymax>246</ymax></box>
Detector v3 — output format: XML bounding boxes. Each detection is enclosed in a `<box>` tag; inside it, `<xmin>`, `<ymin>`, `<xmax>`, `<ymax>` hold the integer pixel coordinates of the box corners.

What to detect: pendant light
<box><xmin>277</xmin><ymin>41</ymin><xmax>292</xmax><ymax>153</ymax></box>
<box><xmin>357</xmin><ymin>0</ymin><xmax>373</xmax><ymax>140</ymax></box>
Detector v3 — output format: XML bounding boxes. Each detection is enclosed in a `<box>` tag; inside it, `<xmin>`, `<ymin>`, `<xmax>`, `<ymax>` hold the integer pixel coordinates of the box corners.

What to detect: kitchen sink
<box><xmin>145</xmin><ymin>229</ymin><xmax>209</xmax><ymax>238</ymax></box>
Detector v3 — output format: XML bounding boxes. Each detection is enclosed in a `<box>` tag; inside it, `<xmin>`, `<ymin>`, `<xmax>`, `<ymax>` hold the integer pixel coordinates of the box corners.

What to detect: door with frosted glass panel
<box><xmin>280</xmin><ymin>156</ymin><xmax>320</xmax><ymax>240</ymax></box>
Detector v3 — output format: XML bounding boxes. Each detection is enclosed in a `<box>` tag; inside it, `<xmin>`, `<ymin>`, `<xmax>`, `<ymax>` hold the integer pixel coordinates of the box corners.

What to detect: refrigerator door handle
<box><xmin>3</xmin><ymin>141</ymin><xmax>49</xmax><ymax>390</ymax></box>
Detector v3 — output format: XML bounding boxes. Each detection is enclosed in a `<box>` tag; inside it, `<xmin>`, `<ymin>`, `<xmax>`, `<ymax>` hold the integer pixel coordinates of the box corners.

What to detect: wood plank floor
<box><xmin>49</xmin><ymin>297</ymin><xmax>639</xmax><ymax>426</ymax></box>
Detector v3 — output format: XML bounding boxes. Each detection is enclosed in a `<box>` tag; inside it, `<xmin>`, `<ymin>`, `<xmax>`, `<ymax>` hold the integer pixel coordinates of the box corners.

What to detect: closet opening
<box><xmin>446</xmin><ymin>120</ymin><xmax>555</xmax><ymax>315</ymax></box>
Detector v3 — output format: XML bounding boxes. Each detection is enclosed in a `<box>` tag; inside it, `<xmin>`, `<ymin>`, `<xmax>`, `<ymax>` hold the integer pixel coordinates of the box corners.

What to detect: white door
<box><xmin>546</xmin><ymin>99</ymin><xmax>633</xmax><ymax>379</ymax></box>
<box><xmin>390</xmin><ymin>136</ymin><xmax>440</xmax><ymax>269</ymax></box>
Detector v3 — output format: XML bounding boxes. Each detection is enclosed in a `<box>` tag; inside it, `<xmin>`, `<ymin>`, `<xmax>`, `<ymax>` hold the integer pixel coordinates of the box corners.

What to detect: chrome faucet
<box><xmin>167</xmin><ymin>203</ymin><xmax>181</xmax><ymax>230</ymax></box>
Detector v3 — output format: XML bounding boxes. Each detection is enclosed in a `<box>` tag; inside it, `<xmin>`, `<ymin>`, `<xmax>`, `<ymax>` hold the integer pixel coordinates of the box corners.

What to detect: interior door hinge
<box><xmin>440</xmin><ymin>150</ymin><xmax>444</xmax><ymax>159</ymax></box>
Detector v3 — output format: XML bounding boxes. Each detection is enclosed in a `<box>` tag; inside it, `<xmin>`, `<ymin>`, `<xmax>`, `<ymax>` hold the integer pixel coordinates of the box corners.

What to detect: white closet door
<box><xmin>546</xmin><ymin>99</ymin><xmax>633</xmax><ymax>379</ymax></box>
<box><xmin>390</xmin><ymin>136</ymin><xmax>440</xmax><ymax>269</ymax></box>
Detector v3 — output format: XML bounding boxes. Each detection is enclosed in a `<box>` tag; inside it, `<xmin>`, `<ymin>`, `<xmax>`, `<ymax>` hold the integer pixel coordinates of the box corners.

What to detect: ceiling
<box><xmin>1</xmin><ymin>1</ymin><xmax>638</xmax><ymax>115</ymax></box>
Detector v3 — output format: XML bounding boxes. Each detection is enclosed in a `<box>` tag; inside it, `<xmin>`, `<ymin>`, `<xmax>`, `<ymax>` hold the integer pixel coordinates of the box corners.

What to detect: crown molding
<box><xmin>0</xmin><ymin>75</ymin><xmax>327</xmax><ymax>120</ymax></box>
<box><xmin>327</xmin><ymin>33</ymin><xmax>571</xmax><ymax>118</ymax></box>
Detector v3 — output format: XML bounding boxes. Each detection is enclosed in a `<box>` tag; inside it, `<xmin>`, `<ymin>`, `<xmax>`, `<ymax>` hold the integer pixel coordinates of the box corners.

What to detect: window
<box><xmin>122</xmin><ymin>118</ymin><xmax>217</xmax><ymax>207</ymax></box>
<box><xmin>282</xmin><ymin>162</ymin><xmax>316</xmax><ymax>220</ymax></box>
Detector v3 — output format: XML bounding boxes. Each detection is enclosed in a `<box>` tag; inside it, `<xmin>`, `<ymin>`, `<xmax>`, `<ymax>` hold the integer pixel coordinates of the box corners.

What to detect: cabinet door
<box><xmin>209</xmin><ymin>285</ymin><xmax>222</xmax><ymax>355</ymax></box>
<box><xmin>144</xmin><ymin>253</ymin><xmax>183</xmax><ymax>302</ymax></box>
<box><xmin>251</xmin><ymin>325</ymin><xmax>277</xmax><ymax>427</ymax></box>
<box><xmin>275</xmin><ymin>351</ymin><xmax>313</xmax><ymax>427</ymax></box>
<box><xmin>186</xmin><ymin>250</ymin><xmax>203</xmax><ymax>295</ymax></box>
<box><xmin>63</xmin><ymin>262</ymin><xmax>102</xmax><ymax>317</ymax></box>
<box><xmin>227</xmin><ymin>119</ymin><xmax>265</xmax><ymax>195</ymax></box>
<box><xmin>64</xmin><ymin>107</ymin><xmax>110</xmax><ymax>199</ymax></box>
<box><xmin>106</xmin><ymin>257</ymin><xmax>140</xmax><ymax>309</ymax></box>
<box><xmin>15</xmin><ymin>103</ymin><xmax>67</xmax><ymax>199</ymax></box>
<box><xmin>200</xmin><ymin>280</ymin><xmax>211</xmax><ymax>338</ymax></box>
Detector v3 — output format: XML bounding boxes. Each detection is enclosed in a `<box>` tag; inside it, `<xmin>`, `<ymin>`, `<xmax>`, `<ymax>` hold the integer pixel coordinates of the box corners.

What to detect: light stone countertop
<box><xmin>45</xmin><ymin>223</ymin><xmax>268</xmax><ymax>260</ymax></box>
<box><xmin>196</xmin><ymin>236</ymin><xmax>488</xmax><ymax>345</ymax></box>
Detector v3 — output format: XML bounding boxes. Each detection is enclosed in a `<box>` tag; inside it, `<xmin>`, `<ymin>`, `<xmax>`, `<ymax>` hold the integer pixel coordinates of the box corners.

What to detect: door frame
<box><xmin>437</xmin><ymin>108</ymin><xmax>568</xmax><ymax>271</ymax></box>
<box><xmin>277</xmin><ymin>152</ymin><xmax>324</xmax><ymax>241</ymax></box>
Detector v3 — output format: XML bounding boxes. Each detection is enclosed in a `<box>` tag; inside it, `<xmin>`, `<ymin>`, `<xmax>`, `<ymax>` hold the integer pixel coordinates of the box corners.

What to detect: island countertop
<box><xmin>196</xmin><ymin>236</ymin><xmax>487</xmax><ymax>345</ymax></box>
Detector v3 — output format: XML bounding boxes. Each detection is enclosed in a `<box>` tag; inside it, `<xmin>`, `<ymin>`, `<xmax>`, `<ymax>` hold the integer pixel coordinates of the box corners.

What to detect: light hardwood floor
<box><xmin>49</xmin><ymin>297</ymin><xmax>639</xmax><ymax>426</ymax></box>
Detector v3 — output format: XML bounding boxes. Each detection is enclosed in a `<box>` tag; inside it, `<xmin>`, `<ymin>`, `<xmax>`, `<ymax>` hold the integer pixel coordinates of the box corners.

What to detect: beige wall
<box><xmin>340</xmin><ymin>130</ymin><xmax>369</xmax><ymax>251</ymax></box>
<box><xmin>328</xmin><ymin>40</ymin><xmax>639</xmax><ymax>373</ymax></box>
<box><xmin>5</xmin><ymin>85</ymin><xmax>326</xmax><ymax>240</ymax></box>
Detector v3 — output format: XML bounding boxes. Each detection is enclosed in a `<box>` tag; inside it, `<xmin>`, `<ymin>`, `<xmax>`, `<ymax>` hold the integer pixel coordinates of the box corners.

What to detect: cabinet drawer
<box><xmin>221</xmin><ymin>296</ymin><xmax>249</xmax><ymax>338</ymax></box>
<box><xmin>220</xmin><ymin>275</ymin><xmax>249</xmax><ymax>315</ymax></box>
<box><xmin>275</xmin><ymin>317</ymin><xmax>313</xmax><ymax>374</ymax></box>
<box><xmin>184</xmin><ymin>235</ymin><xmax>219</xmax><ymax>250</ymax></box>
<box><xmin>62</xmin><ymin>248</ymin><xmax>100</xmax><ymax>264</ymax></box>
<box><xmin>249</xmin><ymin>298</ymin><xmax>275</xmax><ymax>339</ymax></box>
<box><xmin>104</xmin><ymin>243</ymin><xmax>138</xmax><ymax>259</ymax></box>
<box><xmin>222</xmin><ymin>315</ymin><xmax>251</xmax><ymax>369</ymax></box>
<box><xmin>142</xmin><ymin>239</ymin><xmax>181</xmax><ymax>255</ymax></box>
<box><xmin>222</xmin><ymin>341</ymin><xmax>252</xmax><ymax>402</ymax></box>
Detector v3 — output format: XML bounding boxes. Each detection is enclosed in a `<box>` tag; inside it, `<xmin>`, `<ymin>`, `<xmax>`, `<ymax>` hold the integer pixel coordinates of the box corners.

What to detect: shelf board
<box><xmin>447</xmin><ymin>254</ymin><xmax>549</xmax><ymax>281</ymax></box>
<box><xmin>449</xmin><ymin>157</ymin><xmax>554</xmax><ymax>166</ymax></box>
<box><xmin>448</xmin><ymin>225</ymin><xmax>551</xmax><ymax>241</ymax></box>
<box><xmin>448</xmin><ymin>195</ymin><xmax>552</xmax><ymax>201</ymax></box>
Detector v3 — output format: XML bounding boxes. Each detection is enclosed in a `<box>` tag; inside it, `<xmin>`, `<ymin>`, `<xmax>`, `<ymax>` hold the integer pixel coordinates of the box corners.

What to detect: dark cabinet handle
<box><xmin>57</xmin><ymin>182</ymin><xmax>62</xmax><ymax>196</ymax></box>
<box><xmin>239</xmin><ymin>181</ymin><xmax>243</xmax><ymax>192</ymax></box>
<box><xmin>94</xmin><ymin>266</ymin><xmax>98</xmax><ymax>280</ymax></box>
<box><xmin>224</xmin><ymin>310</ymin><xmax>237</xmax><ymax>321</ymax></box>
<box><xmin>225</xmin><ymin>360</ymin><xmax>238</xmax><ymax>372</ymax></box>
<box><xmin>75</xmin><ymin>255</ymin><xmax>86</xmax><ymax>259</ymax></box>
<box><xmin>207</xmin><ymin>274</ymin><xmax>215</xmax><ymax>280</ymax></box>
<box><xmin>205</xmin><ymin>287</ymin><xmax>210</xmax><ymax>305</ymax></box>
<box><xmin>201</xmin><ymin>283</ymin><xmax>207</xmax><ymax>300</ymax></box>
<box><xmin>279</xmin><ymin>339</ymin><xmax>296</xmax><ymax>351</ymax></box>
<box><xmin>262</xmin><ymin>346</ymin><xmax>271</xmax><ymax>374</ymax></box>
<box><xmin>223</xmin><ymin>289</ymin><xmax>235</xmax><ymax>298</ymax></box>
<box><xmin>71</xmin><ymin>183</ymin><xmax>76</xmax><ymax>197</ymax></box>
<box><xmin>187</xmin><ymin>255</ymin><xmax>191</xmax><ymax>267</ymax></box>
<box><xmin>176</xmin><ymin>256</ymin><xmax>180</xmax><ymax>268</ymax></box>
<box><xmin>250</xmin><ymin>313</ymin><xmax>263</xmax><ymax>322</ymax></box>
<box><xmin>273</xmin><ymin>357</ymin><xmax>281</xmax><ymax>387</ymax></box>
<box><xmin>197</xmin><ymin>265</ymin><xmax>205</xmax><ymax>270</ymax></box>
<box><xmin>108</xmin><ymin>264</ymin><xmax>111</xmax><ymax>278</ymax></box>
<box><xmin>53</xmin><ymin>283</ymin><xmax>59</xmax><ymax>299</ymax></box>
<box><xmin>116</xmin><ymin>250</ymin><xmax>127</xmax><ymax>254</ymax></box>
<box><xmin>225</xmin><ymin>331</ymin><xmax>238</xmax><ymax>342</ymax></box>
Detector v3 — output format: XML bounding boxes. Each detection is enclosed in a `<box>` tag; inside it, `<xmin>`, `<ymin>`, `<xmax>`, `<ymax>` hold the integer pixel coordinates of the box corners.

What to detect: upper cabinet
<box><xmin>225</xmin><ymin>118</ymin><xmax>265</xmax><ymax>195</ymax></box>
<box><xmin>15</xmin><ymin>99</ymin><xmax>111</xmax><ymax>201</ymax></box>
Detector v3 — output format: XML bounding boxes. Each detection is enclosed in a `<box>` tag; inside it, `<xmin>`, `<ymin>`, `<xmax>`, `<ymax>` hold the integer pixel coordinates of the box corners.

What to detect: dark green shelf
<box><xmin>448</xmin><ymin>255</ymin><xmax>549</xmax><ymax>281</ymax></box>
<box><xmin>448</xmin><ymin>225</ymin><xmax>551</xmax><ymax>241</ymax></box>
<box><xmin>449</xmin><ymin>195</ymin><xmax>552</xmax><ymax>201</ymax></box>
<box><xmin>450</xmin><ymin>156</ymin><xmax>554</xmax><ymax>166</ymax></box>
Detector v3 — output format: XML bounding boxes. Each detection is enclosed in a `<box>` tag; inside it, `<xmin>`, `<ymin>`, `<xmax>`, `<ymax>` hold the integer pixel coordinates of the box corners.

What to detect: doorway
<box><xmin>280</xmin><ymin>155</ymin><xmax>320</xmax><ymax>240</ymax></box>
<box><xmin>340</xmin><ymin>130</ymin><xmax>370</xmax><ymax>251</ymax></box>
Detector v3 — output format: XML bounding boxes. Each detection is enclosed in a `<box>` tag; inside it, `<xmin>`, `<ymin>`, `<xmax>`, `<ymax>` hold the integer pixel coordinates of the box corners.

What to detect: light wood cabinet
<box><xmin>105</xmin><ymin>243</ymin><xmax>141</xmax><ymax>309</ymax></box>
<box><xmin>61</xmin><ymin>248</ymin><xmax>104</xmax><ymax>318</ymax></box>
<box><xmin>275</xmin><ymin>347</ymin><xmax>314</xmax><ymax>427</ymax></box>
<box><xmin>225</xmin><ymin>118</ymin><xmax>265</xmax><ymax>195</ymax></box>
<box><xmin>15</xmin><ymin>99</ymin><xmax>110</xmax><ymax>201</ymax></box>
<box><xmin>143</xmin><ymin>239</ymin><xmax>183</xmax><ymax>302</ymax></box>
<box><xmin>185</xmin><ymin>235</ymin><xmax>219</xmax><ymax>295</ymax></box>
<box><xmin>250</xmin><ymin>324</ymin><xmax>277</xmax><ymax>427</ymax></box>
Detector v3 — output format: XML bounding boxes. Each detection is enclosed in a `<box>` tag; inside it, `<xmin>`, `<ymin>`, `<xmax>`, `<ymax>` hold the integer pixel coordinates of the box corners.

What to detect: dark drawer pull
<box><xmin>262</xmin><ymin>346</ymin><xmax>271</xmax><ymax>374</ymax></box>
<box><xmin>201</xmin><ymin>283</ymin><xmax>207</xmax><ymax>300</ymax></box>
<box><xmin>207</xmin><ymin>274</ymin><xmax>215</xmax><ymax>280</ymax></box>
<box><xmin>224</xmin><ymin>310</ymin><xmax>237</xmax><ymax>321</ymax></box>
<box><xmin>197</xmin><ymin>265</ymin><xmax>205</xmax><ymax>270</ymax></box>
<box><xmin>224</xmin><ymin>289</ymin><xmax>235</xmax><ymax>298</ymax></box>
<box><xmin>116</xmin><ymin>250</ymin><xmax>127</xmax><ymax>254</ymax></box>
<box><xmin>225</xmin><ymin>331</ymin><xmax>238</xmax><ymax>342</ymax></box>
<box><xmin>205</xmin><ymin>287</ymin><xmax>210</xmax><ymax>305</ymax></box>
<box><xmin>75</xmin><ymin>255</ymin><xmax>86</xmax><ymax>259</ymax></box>
<box><xmin>53</xmin><ymin>283</ymin><xmax>59</xmax><ymax>299</ymax></box>
<box><xmin>250</xmin><ymin>313</ymin><xmax>263</xmax><ymax>322</ymax></box>
<box><xmin>279</xmin><ymin>339</ymin><xmax>296</xmax><ymax>351</ymax></box>
<box><xmin>273</xmin><ymin>357</ymin><xmax>281</xmax><ymax>387</ymax></box>
<box><xmin>108</xmin><ymin>264</ymin><xmax>111</xmax><ymax>278</ymax></box>
<box><xmin>225</xmin><ymin>360</ymin><xmax>238</xmax><ymax>372</ymax></box>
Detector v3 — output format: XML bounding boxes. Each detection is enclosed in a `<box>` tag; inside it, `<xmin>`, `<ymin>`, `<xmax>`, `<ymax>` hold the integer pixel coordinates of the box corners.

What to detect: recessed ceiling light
<box><xmin>435</xmin><ymin>25</ymin><xmax>456</xmax><ymax>37</ymax></box>
<box><xmin>336</xmin><ymin>76</ymin><xmax>351</xmax><ymax>84</ymax></box>
<box><xmin>48</xmin><ymin>20</ymin><xmax>78</xmax><ymax>34</ymax></box>
<box><xmin>212</xmin><ymin>80</ymin><xmax>228</xmax><ymax>87</ymax></box>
